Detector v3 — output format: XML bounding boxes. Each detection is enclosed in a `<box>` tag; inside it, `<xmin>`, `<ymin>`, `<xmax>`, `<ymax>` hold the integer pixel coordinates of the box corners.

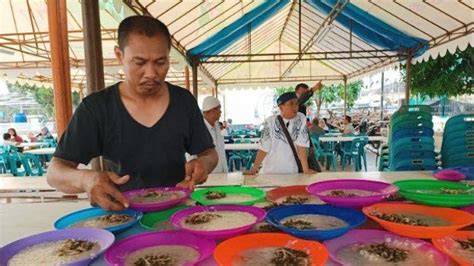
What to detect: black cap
<box><xmin>277</xmin><ymin>92</ymin><xmax>297</xmax><ymax>106</ymax></box>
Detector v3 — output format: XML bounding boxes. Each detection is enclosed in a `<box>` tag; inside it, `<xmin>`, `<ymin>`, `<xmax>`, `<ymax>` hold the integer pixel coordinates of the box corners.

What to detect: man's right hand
<box><xmin>311</xmin><ymin>81</ymin><xmax>323</xmax><ymax>92</ymax></box>
<box><xmin>83</xmin><ymin>171</ymin><xmax>130</xmax><ymax>211</ymax></box>
<box><xmin>243</xmin><ymin>168</ymin><xmax>258</xmax><ymax>176</ymax></box>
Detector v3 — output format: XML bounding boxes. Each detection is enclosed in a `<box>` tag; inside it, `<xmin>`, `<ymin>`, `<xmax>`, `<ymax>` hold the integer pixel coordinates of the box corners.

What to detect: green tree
<box><xmin>402</xmin><ymin>45</ymin><xmax>473</xmax><ymax>98</ymax></box>
<box><xmin>314</xmin><ymin>80</ymin><xmax>363</xmax><ymax>117</ymax></box>
<box><xmin>6</xmin><ymin>82</ymin><xmax>81</xmax><ymax>120</ymax></box>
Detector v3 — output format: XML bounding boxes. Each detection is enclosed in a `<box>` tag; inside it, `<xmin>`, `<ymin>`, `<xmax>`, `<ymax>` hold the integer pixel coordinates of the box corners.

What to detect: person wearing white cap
<box><xmin>202</xmin><ymin>96</ymin><xmax>228</xmax><ymax>173</ymax></box>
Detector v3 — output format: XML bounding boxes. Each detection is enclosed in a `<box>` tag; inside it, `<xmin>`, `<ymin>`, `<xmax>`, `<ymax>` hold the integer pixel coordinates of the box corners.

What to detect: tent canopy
<box><xmin>0</xmin><ymin>0</ymin><xmax>472</xmax><ymax>90</ymax></box>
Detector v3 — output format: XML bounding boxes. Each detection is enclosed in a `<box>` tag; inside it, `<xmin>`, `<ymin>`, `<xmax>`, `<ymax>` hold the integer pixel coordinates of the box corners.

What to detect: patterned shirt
<box><xmin>258</xmin><ymin>113</ymin><xmax>309</xmax><ymax>174</ymax></box>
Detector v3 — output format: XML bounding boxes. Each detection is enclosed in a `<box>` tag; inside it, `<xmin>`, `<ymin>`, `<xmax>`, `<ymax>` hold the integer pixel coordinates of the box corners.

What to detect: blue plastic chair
<box><xmin>20</xmin><ymin>153</ymin><xmax>44</xmax><ymax>176</ymax></box>
<box><xmin>341</xmin><ymin>137</ymin><xmax>368</xmax><ymax>171</ymax></box>
<box><xmin>311</xmin><ymin>136</ymin><xmax>336</xmax><ymax>171</ymax></box>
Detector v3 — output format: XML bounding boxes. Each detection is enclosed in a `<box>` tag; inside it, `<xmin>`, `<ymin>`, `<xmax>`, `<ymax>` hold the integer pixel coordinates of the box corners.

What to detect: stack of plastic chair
<box><xmin>389</xmin><ymin>105</ymin><xmax>437</xmax><ymax>171</ymax></box>
<box><xmin>441</xmin><ymin>114</ymin><xmax>474</xmax><ymax>168</ymax></box>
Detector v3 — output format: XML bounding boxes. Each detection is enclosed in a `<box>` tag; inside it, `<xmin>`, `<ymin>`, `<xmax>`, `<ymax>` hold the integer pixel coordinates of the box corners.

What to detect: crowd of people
<box><xmin>2</xmin><ymin>127</ymin><xmax>54</xmax><ymax>147</ymax></box>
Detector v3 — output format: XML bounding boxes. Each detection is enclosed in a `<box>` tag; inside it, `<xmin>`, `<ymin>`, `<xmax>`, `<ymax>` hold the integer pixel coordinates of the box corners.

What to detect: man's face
<box><xmin>296</xmin><ymin>86</ymin><xmax>308</xmax><ymax>96</ymax></box>
<box><xmin>208</xmin><ymin>106</ymin><xmax>222</xmax><ymax>123</ymax></box>
<box><xmin>115</xmin><ymin>33</ymin><xmax>170</xmax><ymax>96</ymax></box>
<box><xmin>279</xmin><ymin>99</ymin><xmax>298</xmax><ymax>119</ymax></box>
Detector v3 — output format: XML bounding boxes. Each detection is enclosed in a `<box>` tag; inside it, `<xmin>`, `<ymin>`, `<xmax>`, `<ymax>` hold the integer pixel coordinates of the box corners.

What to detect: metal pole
<box><xmin>47</xmin><ymin>0</ymin><xmax>72</xmax><ymax>139</ymax></box>
<box><xmin>343</xmin><ymin>76</ymin><xmax>347</xmax><ymax>116</ymax></box>
<box><xmin>380</xmin><ymin>72</ymin><xmax>384</xmax><ymax>121</ymax></box>
<box><xmin>405</xmin><ymin>50</ymin><xmax>412</xmax><ymax>105</ymax></box>
<box><xmin>192</xmin><ymin>57</ymin><xmax>198</xmax><ymax>98</ymax></box>
<box><xmin>298</xmin><ymin>0</ymin><xmax>302</xmax><ymax>54</ymax></box>
<box><xmin>184</xmin><ymin>66</ymin><xmax>190</xmax><ymax>90</ymax></box>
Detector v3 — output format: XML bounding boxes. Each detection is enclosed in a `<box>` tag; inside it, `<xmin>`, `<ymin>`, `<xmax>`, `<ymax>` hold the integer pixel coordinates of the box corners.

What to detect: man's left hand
<box><xmin>176</xmin><ymin>159</ymin><xmax>208</xmax><ymax>190</ymax></box>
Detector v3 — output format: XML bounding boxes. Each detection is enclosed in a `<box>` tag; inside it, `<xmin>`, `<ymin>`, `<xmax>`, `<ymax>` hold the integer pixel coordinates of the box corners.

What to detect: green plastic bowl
<box><xmin>139</xmin><ymin>205</ymin><xmax>188</xmax><ymax>230</ymax></box>
<box><xmin>394</xmin><ymin>179</ymin><xmax>474</xmax><ymax>207</ymax></box>
<box><xmin>191</xmin><ymin>186</ymin><xmax>266</xmax><ymax>206</ymax></box>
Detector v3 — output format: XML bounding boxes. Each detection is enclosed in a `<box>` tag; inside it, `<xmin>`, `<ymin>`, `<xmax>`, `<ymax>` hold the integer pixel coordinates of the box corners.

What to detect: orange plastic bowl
<box><xmin>266</xmin><ymin>185</ymin><xmax>313</xmax><ymax>202</ymax></box>
<box><xmin>432</xmin><ymin>231</ymin><xmax>474</xmax><ymax>266</ymax></box>
<box><xmin>214</xmin><ymin>233</ymin><xmax>329</xmax><ymax>266</ymax></box>
<box><xmin>362</xmin><ymin>203</ymin><xmax>474</xmax><ymax>239</ymax></box>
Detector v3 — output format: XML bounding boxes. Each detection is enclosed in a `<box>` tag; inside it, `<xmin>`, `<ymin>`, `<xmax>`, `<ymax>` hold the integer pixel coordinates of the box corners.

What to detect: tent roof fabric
<box><xmin>1</xmin><ymin>0</ymin><xmax>472</xmax><ymax>89</ymax></box>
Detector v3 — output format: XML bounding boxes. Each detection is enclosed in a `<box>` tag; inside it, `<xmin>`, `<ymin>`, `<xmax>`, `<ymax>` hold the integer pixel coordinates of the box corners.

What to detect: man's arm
<box><xmin>296</xmin><ymin>145</ymin><xmax>313</xmax><ymax>174</ymax></box>
<box><xmin>178</xmin><ymin>148</ymin><xmax>218</xmax><ymax>189</ymax></box>
<box><xmin>243</xmin><ymin>149</ymin><xmax>267</xmax><ymax>175</ymax></box>
<box><xmin>195</xmin><ymin>147</ymin><xmax>218</xmax><ymax>182</ymax></box>
<box><xmin>47</xmin><ymin>157</ymin><xmax>130</xmax><ymax>210</ymax></box>
<box><xmin>298</xmin><ymin>89</ymin><xmax>314</xmax><ymax>106</ymax></box>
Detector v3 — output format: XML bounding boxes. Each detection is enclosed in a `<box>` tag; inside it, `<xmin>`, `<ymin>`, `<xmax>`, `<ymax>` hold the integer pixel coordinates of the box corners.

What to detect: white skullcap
<box><xmin>202</xmin><ymin>96</ymin><xmax>221</xmax><ymax>112</ymax></box>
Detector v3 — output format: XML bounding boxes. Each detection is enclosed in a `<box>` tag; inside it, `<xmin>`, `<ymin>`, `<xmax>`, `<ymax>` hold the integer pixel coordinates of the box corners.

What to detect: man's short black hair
<box><xmin>3</xmin><ymin>133</ymin><xmax>11</xmax><ymax>140</ymax></box>
<box><xmin>118</xmin><ymin>15</ymin><xmax>171</xmax><ymax>50</ymax></box>
<box><xmin>295</xmin><ymin>83</ymin><xmax>309</xmax><ymax>92</ymax></box>
<box><xmin>345</xmin><ymin>115</ymin><xmax>352</xmax><ymax>123</ymax></box>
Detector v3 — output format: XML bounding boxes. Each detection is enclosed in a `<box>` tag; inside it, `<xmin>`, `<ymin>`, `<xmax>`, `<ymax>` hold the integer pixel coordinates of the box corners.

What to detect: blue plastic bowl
<box><xmin>54</xmin><ymin>207</ymin><xmax>143</xmax><ymax>234</ymax></box>
<box><xmin>266</xmin><ymin>204</ymin><xmax>366</xmax><ymax>241</ymax></box>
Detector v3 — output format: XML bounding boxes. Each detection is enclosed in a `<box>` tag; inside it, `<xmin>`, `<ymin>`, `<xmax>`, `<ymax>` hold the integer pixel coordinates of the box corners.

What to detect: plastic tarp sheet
<box><xmin>305</xmin><ymin>0</ymin><xmax>429</xmax><ymax>56</ymax></box>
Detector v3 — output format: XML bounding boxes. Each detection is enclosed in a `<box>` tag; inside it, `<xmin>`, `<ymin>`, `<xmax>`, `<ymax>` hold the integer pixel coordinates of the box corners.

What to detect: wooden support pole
<box><xmin>81</xmin><ymin>0</ymin><xmax>104</xmax><ymax>95</ymax></box>
<box><xmin>184</xmin><ymin>66</ymin><xmax>190</xmax><ymax>90</ymax></box>
<box><xmin>405</xmin><ymin>50</ymin><xmax>412</xmax><ymax>105</ymax></box>
<box><xmin>81</xmin><ymin>0</ymin><xmax>105</xmax><ymax>171</ymax></box>
<box><xmin>47</xmin><ymin>0</ymin><xmax>72</xmax><ymax>139</ymax></box>
<box><xmin>192</xmin><ymin>57</ymin><xmax>198</xmax><ymax>98</ymax></box>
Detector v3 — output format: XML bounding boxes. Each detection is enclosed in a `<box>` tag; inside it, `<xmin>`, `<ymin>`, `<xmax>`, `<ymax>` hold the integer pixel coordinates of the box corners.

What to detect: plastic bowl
<box><xmin>214</xmin><ymin>233</ymin><xmax>329</xmax><ymax>266</ymax></box>
<box><xmin>123</xmin><ymin>187</ymin><xmax>190</xmax><ymax>212</ymax></box>
<box><xmin>139</xmin><ymin>205</ymin><xmax>188</xmax><ymax>230</ymax></box>
<box><xmin>0</xmin><ymin>228</ymin><xmax>115</xmax><ymax>266</ymax></box>
<box><xmin>266</xmin><ymin>185</ymin><xmax>325</xmax><ymax>204</ymax></box>
<box><xmin>363</xmin><ymin>203</ymin><xmax>474</xmax><ymax>238</ymax></box>
<box><xmin>460</xmin><ymin>204</ymin><xmax>474</xmax><ymax>214</ymax></box>
<box><xmin>265</xmin><ymin>204</ymin><xmax>366</xmax><ymax>241</ymax></box>
<box><xmin>432</xmin><ymin>231</ymin><xmax>474</xmax><ymax>266</ymax></box>
<box><xmin>54</xmin><ymin>207</ymin><xmax>142</xmax><ymax>234</ymax></box>
<box><xmin>394</xmin><ymin>179</ymin><xmax>474</xmax><ymax>207</ymax></box>
<box><xmin>191</xmin><ymin>186</ymin><xmax>266</xmax><ymax>205</ymax></box>
<box><xmin>170</xmin><ymin>204</ymin><xmax>266</xmax><ymax>239</ymax></box>
<box><xmin>306</xmin><ymin>179</ymin><xmax>398</xmax><ymax>208</ymax></box>
<box><xmin>324</xmin><ymin>229</ymin><xmax>449</xmax><ymax>266</ymax></box>
<box><xmin>433</xmin><ymin>169</ymin><xmax>466</xmax><ymax>181</ymax></box>
<box><xmin>104</xmin><ymin>230</ymin><xmax>215</xmax><ymax>266</ymax></box>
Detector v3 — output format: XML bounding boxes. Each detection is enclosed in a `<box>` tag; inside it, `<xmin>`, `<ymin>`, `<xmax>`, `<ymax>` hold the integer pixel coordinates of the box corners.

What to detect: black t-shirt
<box><xmin>54</xmin><ymin>82</ymin><xmax>214</xmax><ymax>191</ymax></box>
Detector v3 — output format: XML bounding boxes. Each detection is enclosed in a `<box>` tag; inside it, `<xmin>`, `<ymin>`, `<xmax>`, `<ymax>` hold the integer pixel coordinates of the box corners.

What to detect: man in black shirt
<box><xmin>295</xmin><ymin>81</ymin><xmax>322</xmax><ymax>116</ymax></box>
<box><xmin>47</xmin><ymin>16</ymin><xmax>218</xmax><ymax>211</ymax></box>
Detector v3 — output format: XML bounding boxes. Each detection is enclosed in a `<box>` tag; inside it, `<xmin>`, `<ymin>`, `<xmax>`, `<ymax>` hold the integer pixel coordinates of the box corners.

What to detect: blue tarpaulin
<box><xmin>188</xmin><ymin>0</ymin><xmax>429</xmax><ymax>61</ymax></box>
<box><xmin>187</xmin><ymin>0</ymin><xmax>290</xmax><ymax>59</ymax></box>
<box><xmin>305</xmin><ymin>0</ymin><xmax>429</xmax><ymax>56</ymax></box>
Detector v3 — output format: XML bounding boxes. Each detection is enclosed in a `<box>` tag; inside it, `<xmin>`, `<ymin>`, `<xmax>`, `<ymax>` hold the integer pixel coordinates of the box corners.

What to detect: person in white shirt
<box><xmin>201</xmin><ymin>96</ymin><xmax>228</xmax><ymax>173</ymax></box>
<box><xmin>244</xmin><ymin>92</ymin><xmax>314</xmax><ymax>175</ymax></box>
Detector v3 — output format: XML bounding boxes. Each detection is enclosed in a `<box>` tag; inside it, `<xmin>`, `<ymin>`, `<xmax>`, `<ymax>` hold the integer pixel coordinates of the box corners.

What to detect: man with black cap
<box><xmin>243</xmin><ymin>92</ymin><xmax>314</xmax><ymax>175</ymax></box>
<box><xmin>295</xmin><ymin>81</ymin><xmax>323</xmax><ymax>116</ymax></box>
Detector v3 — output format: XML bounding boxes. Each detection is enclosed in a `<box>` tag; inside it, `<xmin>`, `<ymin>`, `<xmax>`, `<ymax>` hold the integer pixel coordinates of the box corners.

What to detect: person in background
<box><xmin>319</xmin><ymin>118</ymin><xmax>329</xmax><ymax>132</ymax></box>
<box><xmin>244</xmin><ymin>92</ymin><xmax>314</xmax><ymax>175</ymax></box>
<box><xmin>37</xmin><ymin>127</ymin><xmax>54</xmax><ymax>140</ymax></box>
<box><xmin>27</xmin><ymin>132</ymin><xmax>38</xmax><ymax>142</ymax></box>
<box><xmin>342</xmin><ymin>115</ymin><xmax>355</xmax><ymax>134</ymax></box>
<box><xmin>8</xmin><ymin>128</ymin><xmax>23</xmax><ymax>143</ymax></box>
<box><xmin>200</xmin><ymin>96</ymin><xmax>228</xmax><ymax>174</ymax></box>
<box><xmin>3</xmin><ymin>133</ymin><xmax>16</xmax><ymax>146</ymax></box>
<box><xmin>295</xmin><ymin>81</ymin><xmax>322</xmax><ymax>116</ymax></box>
<box><xmin>309</xmin><ymin>117</ymin><xmax>326</xmax><ymax>138</ymax></box>
<box><xmin>226</xmin><ymin>118</ymin><xmax>233</xmax><ymax>135</ymax></box>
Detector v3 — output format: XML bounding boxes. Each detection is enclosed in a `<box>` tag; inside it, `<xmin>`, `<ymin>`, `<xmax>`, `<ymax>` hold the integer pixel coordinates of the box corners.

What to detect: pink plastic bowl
<box><xmin>170</xmin><ymin>204</ymin><xmax>266</xmax><ymax>239</ymax></box>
